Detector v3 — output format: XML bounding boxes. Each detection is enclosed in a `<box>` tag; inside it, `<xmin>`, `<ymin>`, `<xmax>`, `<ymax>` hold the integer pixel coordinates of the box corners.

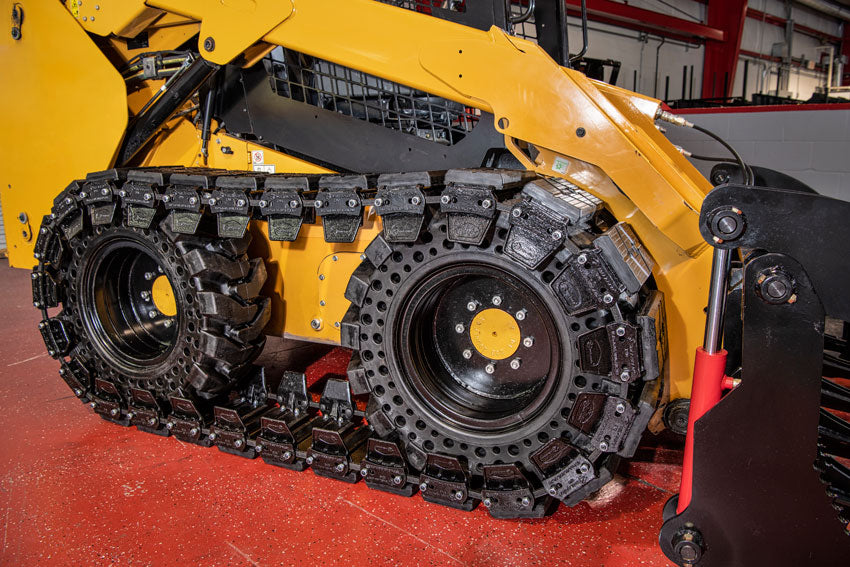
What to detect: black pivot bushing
<box><xmin>203</xmin><ymin>36</ymin><xmax>215</xmax><ymax>52</ymax></box>
<box><xmin>756</xmin><ymin>268</ymin><xmax>795</xmax><ymax>305</ymax></box>
<box><xmin>707</xmin><ymin>206</ymin><xmax>746</xmax><ymax>243</ymax></box>
<box><xmin>672</xmin><ymin>527</ymin><xmax>704</xmax><ymax>566</ymax></box>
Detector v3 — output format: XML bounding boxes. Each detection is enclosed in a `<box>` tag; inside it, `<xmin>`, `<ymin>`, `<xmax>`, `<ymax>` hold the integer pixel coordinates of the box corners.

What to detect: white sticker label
<box><xmin>253</xmin><ymin>164</ymin><xmax>275</xmax><ymax>173</ymax></box>
<box><xmin>251</xmin><ymin>150</ymin><xmax>265</xmax><ymax>164</ymax></box>
<box><xmin>552</xmin><ymin>156</ymin><xmax>570</xmax><ymax>175</ymax></box>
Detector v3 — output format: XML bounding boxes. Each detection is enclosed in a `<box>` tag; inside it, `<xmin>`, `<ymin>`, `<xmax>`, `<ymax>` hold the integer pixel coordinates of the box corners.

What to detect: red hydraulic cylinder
<box><xmin>677</xmin><ymin>346</ymin><xmax>727</xmax><ymax>514</ymax></box>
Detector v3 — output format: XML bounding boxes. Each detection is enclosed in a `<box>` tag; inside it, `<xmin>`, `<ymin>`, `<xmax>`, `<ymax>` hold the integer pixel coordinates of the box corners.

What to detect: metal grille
<box><xmin>509</xmin><ymin>1</ymin><xmax>539</xmax><ymax>43</ymax></box>
<box><xmin>376</xmin><ymin>0</ymin><xmax>466</xmax><ymax>13</ymax></box>
<box><xmin>264</xmin><ymin>47</ymin><xmax>479</xmax><ymax>146</ymax></box>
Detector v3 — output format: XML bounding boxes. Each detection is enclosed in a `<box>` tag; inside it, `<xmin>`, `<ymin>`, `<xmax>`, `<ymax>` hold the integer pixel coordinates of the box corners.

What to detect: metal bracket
<box><xmin>315</xmin><ymin>175</ymin><xmax>366</xmax><ymax>243</ymax></box>
<box><xmin>419</xmin><ymin>454</ymin><xmax>476</xmax><ymax>511</ymax></box>
<box><xmin>261</xmin><ymin>177</ymin><xmax>308</xmax><ymax>241</ymax></box>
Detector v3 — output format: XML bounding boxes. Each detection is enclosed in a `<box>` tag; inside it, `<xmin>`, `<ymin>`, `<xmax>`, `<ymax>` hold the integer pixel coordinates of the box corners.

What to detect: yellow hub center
<box><xmin>151</xmin><ymin>274</ymin><xmax>177</xmax><ymax>317</ymax></box>
<box><xmin>469</xmin><ymin>308</ymin><xmax>520</xmax><ymax>360</ymax></box>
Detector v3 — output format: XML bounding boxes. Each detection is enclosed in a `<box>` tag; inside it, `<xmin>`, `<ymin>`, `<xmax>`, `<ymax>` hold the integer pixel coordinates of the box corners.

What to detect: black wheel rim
<box><xmin>395</xmin><ymin>262</ymin><xmax>561</xmax><ymax>432</ymax></box>
<box><xmin>78</xmin><ymin>235</ymin><xmax>179</xmax><ymax>374</ymax></box>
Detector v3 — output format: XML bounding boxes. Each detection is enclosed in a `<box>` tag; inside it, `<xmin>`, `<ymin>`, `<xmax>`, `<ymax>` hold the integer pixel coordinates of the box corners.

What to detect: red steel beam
<box><xmin>746</xmin><ymin>7</ymin><xmax>841</xmax><ymax>44</ymax></box>
<box><xmin>564</xmin><ymin>0</ymin><xmax>724</xmax><ymax>42</ymax></box>
<box><xmin>702</xmin><ymin>0</ymin><xmax>748</xmax><ymax>98</ymax></box>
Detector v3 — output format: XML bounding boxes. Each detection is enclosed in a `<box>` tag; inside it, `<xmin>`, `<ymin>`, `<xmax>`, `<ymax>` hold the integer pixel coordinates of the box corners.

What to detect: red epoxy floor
<box><xmin>0</xmin><ymin>260</ymin><xmax>681</xmax><ymax>566</ymax></box>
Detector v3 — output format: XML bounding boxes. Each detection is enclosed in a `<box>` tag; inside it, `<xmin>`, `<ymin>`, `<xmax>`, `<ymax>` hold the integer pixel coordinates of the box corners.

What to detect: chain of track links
<box><xmin>31</xmin><ymin>166</ymin><xmax>664</xmax><ymax>520</ymax></box>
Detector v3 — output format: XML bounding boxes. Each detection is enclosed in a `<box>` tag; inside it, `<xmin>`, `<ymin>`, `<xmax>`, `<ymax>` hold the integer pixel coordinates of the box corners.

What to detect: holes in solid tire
<box><xmin>415</xmin><ymin>420</ymin><xmax>426</xmax><ymax>430</ymax></box>
<box><xmin>374</xmin><ymin>385</ymin><xmax>385</xmax><ymax>396</ymax></box>
<box><xmin>475</xmin><ymin>447</ymin><xmax>486</xmax><ymax>458</ymax></box>
<box><xmin>392</xmin><ymin>395</ymin><xmax>403</xmax><ymax>406</ymax></box>
<box><xmin>413</xmin><ymin>251</ymin><xmax>424</xmax><ymax>263</ymax></box>
<box><xmin>508</xmin><ymin>445</ymin><xmax>519</xmax><ymax>456</ymax></box>
<box><xmin>390</xmin><ymin>273</ymin><xmax>401</xmax><ymax>284</ymax></box>
<box><xmin>394</xmin><ymin>416</ymin><xmax>406</xmax><ymax>427</ymax></box>
<box><xmin>574</xmin><ymin>375</ymin><xmax>586</xmax><ymax>388</ymax></box>
<box><xmin>361</xmin><ymin>314</ymin><xmax>373</xmax><ymax>325</ymax></box>
<box><xmin>424</xmin><ymin>440</ymin><xmax>435</xmax><ymax>451</ymax></box>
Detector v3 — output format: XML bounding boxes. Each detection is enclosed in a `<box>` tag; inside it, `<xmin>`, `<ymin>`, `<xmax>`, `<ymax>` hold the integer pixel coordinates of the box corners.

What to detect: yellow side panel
<box><xmin>0</xmin><ymin>0</ymin><xmax>127</xmax><ymax>268</ymax></box>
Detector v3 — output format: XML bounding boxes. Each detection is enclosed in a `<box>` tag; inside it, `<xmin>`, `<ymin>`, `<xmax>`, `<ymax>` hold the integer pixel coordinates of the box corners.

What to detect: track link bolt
<box><xmin>619</xmin><ymin>370</ymin><xmax>631</xmax><ymax>382</ymax></box>
<box><xmin>360</xmin><ymin>467</ymin><xmax>369</xmax><ymax>477</ymax></box>
<box><xmin>599</xmin><ymin>441</ymin><xmax>609</xmax><ymax>451</ymax></box>
<box><xmin>189</xmin><ymin>428</ymin><xmax>198</xmax><ymax>436</ymax></box>
<box><xmin>523</xmin><ymin>337</ymin><xmax>534</xmax><ymax>348</ymax></box>
<box><xmin>335</xmin><ymin>463</ymin><xmax>346</xmax><ymax>472</ymax></box>
<box><xmin>208</xmin><ymin>198</ymin><xmax>217</xmax><ymax>206</ymax></box>
<box><xmin>440</xmin><ymin>195</ymin><xmax>450</xmax><ymax>205</ymax></box>
<box><xmin>455</xmin><ymin>323</ymin><xmax>464</xmax><ymax>334</ymax></box>
<box><xmin>73</xmin><ymin>389</ymin><xmax>82</xmax><ymax>396</ymax></box>
<box><xmin>548</xmin><ymin>486</ymin><xmax>558</xmax><ymax>497</ymax></box>
<box><xmin>347</xmin><ymin>199</ymin><xmax>358</xmax><ymax>208</ymax></box>
<box><xmin>306</xmin><ymin>456</ymin><xmax>314</xmax><ymax>465</ymax></box>
<box><xmin>314</xmin><ymin>200</ymin><xmax>323</xmax><ymax>209</ymax></box>
<box><xmin>234</xmin><ymin>439</ymin><xmax>244</xmax><ymax>448</ymax></box>
<box><xmin>462</xmin><ymin>349</ymin><xmax>473</xmax><ymax>359</ymax></box>
<box><xmin>521</xmin><ymin>496</ymin><xmax>531</xmax><ymax>507</ymax></box>
<box><xmin>208</xmin><ymin>432</ymin><xmax>216</xmax><ymax>440</ymax></box>
<box><xmin>454</xmin><ymin>490</ymin><xmax>464</xmax><ymax>501</ymax></box>
<box><xmin>282</xmin><ymin>451</ymin><xmax>292</xmax><ymax>460</ymax></box>
<box><xmin>189</xmin><ymin>197</ymin><xmax>197</xmax><ymax>205</ymax></box>
<box><xmin>126</xmin><ymin>412</ymin><xmax>135</xmax><ymax>420</ymax></box>
<box><xmin>289</xmin><ymin>200</ymin><xmax>299</xmax><ymax>209</ymax></box>
<box><xmin>373</xmin><ymin>198</ymin><xmax>383</xmax><ymax>207</ymax></box>
<box><xmin>89</xmin><ymin>402</ymin><xmax>97</xmax><ymax>409</ymax></box>
<box><xmin>392</xmin><ymin>475</ymin><xmax>403</xmax><ymax>485</ymax></box>
<box><xmin>579</xmin><ymin>464</ymin><xmax>590</xmax><ymax>474</ymax></box>
<box><xmin>615</xmin><ymin>403</ymin><xmax>626</xmax><ymax>414</ymax></box>
<box><xmin>603</xmin><ymin>293</ymin><xmax>615</xmax><ymax>304</ymax></box>
<box><xmin>419</xmin><ymin>482</ymin><xmax>428</xmax><ymax>492</ymax></box>
<box><xmin>485</xmin><ymin>363</ymin><xmax>496</xmax><ymax>374</ymax></box>
<box><xmin>255</xmin><ymin>445</ymin><xmax>263</xmax><ymax>453</ymax></box>
<box><xmin>109</xmin><ymin>408</ymin><xmax>119</xmax><ymax>416</ymax></box>
<box><xmin>236</xmin><ymin>199</ymin><xmax>246</xmax><ymax>208</ymax></box>
<box><xmin>483</xmin><ymin>498</ymin><xmax>492</xmax><ymax>508</ymax></box>
<box><xmin>512</xmin><ymin>207</ymin><xmax>522</xmax><ymax>218</ymax></box>
<box><xmin>166</xmin><ymin>422</ymin><xmax>174</xmax><ymax>430</ymax></box>
<box><xmin>615</xmin><ymin>326</ymin><xmax>626</xmax><ymax>337</ymax></box>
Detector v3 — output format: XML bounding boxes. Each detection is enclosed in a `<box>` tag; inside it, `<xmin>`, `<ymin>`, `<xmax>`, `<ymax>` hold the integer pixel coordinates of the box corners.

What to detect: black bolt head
<box><xmin>203</xmin><ymin>36</ymin><xmax>215</xmax><ymax>52</ymax></box>
<box><xmin>576</xmin><ymin>127</ymin><xmax>586</xmax><ymax>138</ymax></box>
<box><xmin>11</xmin><ymin>28</ymin><xmax>20</xmax><ymax>40</ymax></box>
<box><xmin>756</xmin><ymin>269</ymin><xmax>794</xmax><ymax>305</ymax></box>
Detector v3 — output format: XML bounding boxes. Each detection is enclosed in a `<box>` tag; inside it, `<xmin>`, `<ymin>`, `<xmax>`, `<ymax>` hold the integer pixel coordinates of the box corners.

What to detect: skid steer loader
<box><xmin>0</xmin><ymin>1</ymin><xmax>847</xmax><ymax>565</ymax></box>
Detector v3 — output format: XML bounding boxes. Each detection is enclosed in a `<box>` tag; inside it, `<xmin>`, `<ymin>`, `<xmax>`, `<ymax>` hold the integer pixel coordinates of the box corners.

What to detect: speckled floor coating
<box><xmin>0</xmin><ymin>261</ymin><xmax>681</xmax><ymax>566</ymax></box>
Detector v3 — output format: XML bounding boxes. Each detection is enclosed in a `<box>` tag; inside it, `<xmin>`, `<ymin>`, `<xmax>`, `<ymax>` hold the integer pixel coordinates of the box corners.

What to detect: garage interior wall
<box><xmin>563</xmin><ymin>0</ymin><xmax>845</xmax><ymax>102</ymax></box>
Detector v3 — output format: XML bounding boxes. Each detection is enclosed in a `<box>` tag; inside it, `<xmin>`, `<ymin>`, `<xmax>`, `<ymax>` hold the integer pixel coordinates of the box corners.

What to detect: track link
<box><xmin>32</xmin><ymin>166</ymin><xmax>667</xmax><ymax>519</ymax></box>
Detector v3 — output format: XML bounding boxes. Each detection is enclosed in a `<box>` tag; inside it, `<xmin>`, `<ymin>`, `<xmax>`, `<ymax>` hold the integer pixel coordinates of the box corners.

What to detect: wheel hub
<box><xmin>469</xmin><ymin>308</ymin><xmax>520</xmax><ymax>360</ymax></box>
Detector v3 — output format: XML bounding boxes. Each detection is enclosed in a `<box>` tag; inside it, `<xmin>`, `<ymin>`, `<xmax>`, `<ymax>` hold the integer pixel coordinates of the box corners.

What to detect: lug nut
<box><xmin>466</xmin><ymin>301</ymin><xmax>477</xmax><ymax>312</ymax></box>
<box><xmin>491</xmin><ymin>295</ymin><xmax>502</xmax><ymax>306</ymax></box>
<box><xmin>144</xmin><ymin>272</ymin><xmax>154</xmax><ymax>280</ymax></box>
<box><xmin>289</xmin><ymin>199</ymin><xmax>299</xmax><ymax>209</ymax></box>
<box><xmin>140</xmin><ymin>291</ymin><xmax>151</xmax><ymax>300</ymax></box>
<box><xmin>462</xmin><ymin>349</ymin><xmax>473</xmax><ymax>359</ymax></box>
<box><xmin>523</xmin><ymin>336</ymin><xmax>534</xmax><ymax>348</ymax></box>
<box><xmin>163</xmin><ymin>319</ymin><xmax>173</xmax><ymax>328</ymax></box>
<box><xmin>455</xmin><ymin>323</ymin><xmax>464</xmax><ymax>334</ymax></box>
<box><xmin>485</xmin><ymin>363</ymin><xmax>496</xmax><ymax>374</ymax></box>
<box><xmin>512</xmin><ymin>207</ymin><xmax>522</xmax><ymax>217</ymax></box>
<box><xmin>551</xmin><ymin>230</ymin><xmax>563</xmax><ymax>240</ymax></box>
<box><xmin>509</xmin><ymin>358</ymin><xmax>521</xmax><ymax>370</ymax></box>
<box><xmin>515</xmin><ymin>309</ymin><xmax>527</xmax><ymax>321</ymax></box>
<box><xmin>148</xmin><ymin>310</ymin><xmax>158</xmax><ymax>319</ymax></box>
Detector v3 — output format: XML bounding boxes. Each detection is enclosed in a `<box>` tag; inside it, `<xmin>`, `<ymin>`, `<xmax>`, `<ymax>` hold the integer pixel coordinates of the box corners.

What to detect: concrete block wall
<box><xmin>664</xmin><ymin>107</ymin><xmax>850</xmax><ymax>201</ymax></box>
